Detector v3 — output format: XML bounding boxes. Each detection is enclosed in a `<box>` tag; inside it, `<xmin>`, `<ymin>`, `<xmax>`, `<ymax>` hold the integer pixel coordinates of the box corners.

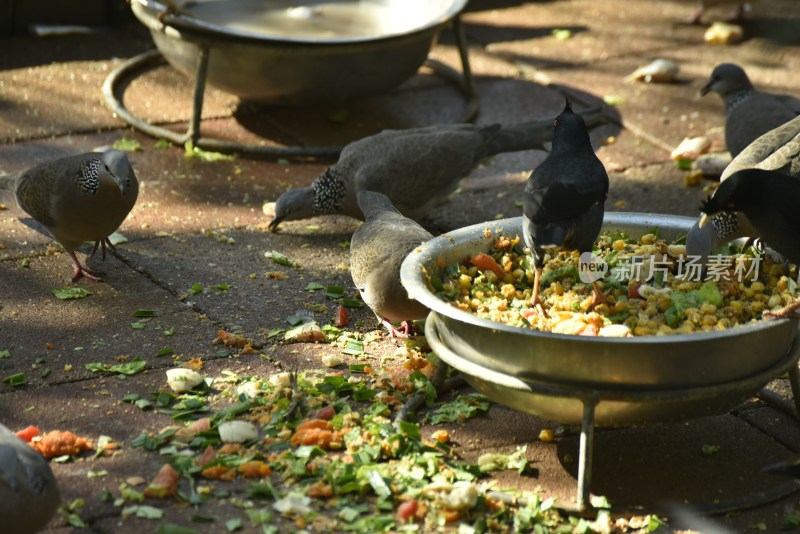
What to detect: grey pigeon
<box><xmin>350</xmin><ymin>191</ymin><xmax>433</xmax><ymax>337</ymax></box>
<box><xmin>700</xmin><ymin>63</ymin><xmax>800</xmax><ymax>158</ymax></box>
<box><xmin>0</xmin><ymin>150</ymin><xmax>138</xmax><ymax>281</ymax></box>
<box><xmin>522</xmin><ymin>100</ymin><xmax>609</xmax><ymax>308</ymax></box>
<box><xmin>268</xmin><ymin>110</ymin><xmax>605</xmax><ymax>231</ymax></box>
<box><xmin>686</xmin><ymin>114</ymin><xmax>800</xmax><ymax>262</ymax></box>
<box><xmin>0</xmin><ymin>424</ymin><xmax>61</xmax><ymax>534</ymax></box>
<box><xmin>699</xmin><ymin>168</ymin><xmax>800</xmax><ymax>317</ymax></box>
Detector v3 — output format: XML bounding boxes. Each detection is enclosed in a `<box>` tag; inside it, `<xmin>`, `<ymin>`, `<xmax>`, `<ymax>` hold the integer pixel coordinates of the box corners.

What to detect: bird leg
<box><xmin>588</xmin><ymin>280</ymin><xmax>606</xmax><ymax>310</ymax></box>
<box><xmin>68</xmin><ymin>251</ymin><xmax>103</xmax><ymax>282</ymax></box>
<box><xmin>381</xmin><ymin>319</ymin><xmax>415</xmax><ymax>338</ymax></box>
<box><xmin>762</xmin><ymin>299</ymin><xmax>800</xmax><ymax>320</ymax></box>
<box><xmin>89</xmin><ymin>238</ymin><xmax>116</xmax><ymax>261</ymax></box>
<box><xmin>529</xmin><ymin>267</ymin><xmax>543</xmax><ymax>307</ymax></box>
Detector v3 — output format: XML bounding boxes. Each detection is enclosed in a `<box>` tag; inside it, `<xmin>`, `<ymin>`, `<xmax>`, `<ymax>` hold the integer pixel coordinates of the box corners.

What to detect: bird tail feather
<box><xmin>481</xmin><ymin>108</ymin><xmax>606</xmax><ymax>157</ymax></box>
<box><xmin>0</xmin><ymin>174</ymin><xmax>16</xmax><ymax>192</ymax></box>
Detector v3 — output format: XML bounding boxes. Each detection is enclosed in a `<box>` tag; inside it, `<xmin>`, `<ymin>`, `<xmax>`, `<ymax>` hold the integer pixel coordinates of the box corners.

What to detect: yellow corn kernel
<box><xmin>501</xmin><ymin>284</ymin><xmax>517</xmax><ymax>300</ymax></box>
<box><xmin>776</xmin><ymin>277</ymin><xmax>788</xmax><ymax>292</ymax></box>
<box><xmin>767</xmin><ymin>294</ymin><xmax>783</xmax><ymax>309</ymax></box>
<box><xmin>612</xmin><ymin>239</ymin><xmax>626</xmax><ymax>251</ymax></box>
<box><xmin>699</xmin><ymin>302</ymin><xmax>717</xmax><ymax>315</ymax></box>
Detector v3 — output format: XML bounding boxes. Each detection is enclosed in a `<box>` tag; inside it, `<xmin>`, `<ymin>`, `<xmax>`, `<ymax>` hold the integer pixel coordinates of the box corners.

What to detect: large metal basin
<box><xmin>425</xmin><ymin>310</ymin><xmax>800</xmax><ymax>426</ymax></box>
<box><xmin>131</xmin><ymin>0</ymin><xmax>468</xmax><ymax>105</ymax></box>
<box><xmin>400</xmin><ymin>213</ymin><xmax>799</xmax><ymax>390</ymax></box>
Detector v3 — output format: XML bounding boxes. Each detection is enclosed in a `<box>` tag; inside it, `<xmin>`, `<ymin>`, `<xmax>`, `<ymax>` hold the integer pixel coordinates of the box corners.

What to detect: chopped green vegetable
<box><xmin>184</xmin><ymin>141</ymin><xmax>235</xmax><ymax>161</ymax></box>
<box><xmin>52</xmin><ymin>287</ymin><xmax>91</xmax><ymax>300</ymax></box>
<box><xmin>268</xmin><ymin>250</ymin><xmax>293</xmax><ymax>267</ymax></box>
<box><xmin>86</xmin><ymin>357</ymin><xmax>147</xmax><ymax>376</ymax></box>
<box><xmin>3</xmin><ymin>372</ymin><xmax>26</xmax><ymax>386</ymax></box>
<box><xmin>112</xmin><ymin>137</ymin><xmax>142</xmax><ymax>152</ymax></box>
<box><xmin>427</xmin><ymin>393</ymin><xmax>490</xmax><ymax>424</ymax></box>
<box><xmin>187</xmin><ymin>283</ymin><xmax>204</xmax><ymax>296</ymax></box>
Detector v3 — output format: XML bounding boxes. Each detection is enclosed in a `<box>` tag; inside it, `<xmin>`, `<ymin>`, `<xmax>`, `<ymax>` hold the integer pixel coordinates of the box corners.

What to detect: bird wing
<box><xmin>722</xmin><ymin>114</ymin><xmax>800</xmax><ymax>180</ymax></box>
<box><xmin>349</xmin><ymin>128</ymin><xmax>487</xmax><ymax>217</ymax></box>
<box><xmin>524</xmin><ymin>159</ymin><xmax>608</xmax><ymax>226</ymax></box>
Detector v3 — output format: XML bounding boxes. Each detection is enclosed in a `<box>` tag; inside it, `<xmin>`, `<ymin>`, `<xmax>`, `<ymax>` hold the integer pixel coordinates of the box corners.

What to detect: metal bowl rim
<box><xmin>400</xmin><ymin>212</ymin><xmax>797</xmax><ymax>346</ymax></box>
<box><xmin>133</xmin><ymin>0</ymin><xmax>469</xmax><ymax>44</ymax></box>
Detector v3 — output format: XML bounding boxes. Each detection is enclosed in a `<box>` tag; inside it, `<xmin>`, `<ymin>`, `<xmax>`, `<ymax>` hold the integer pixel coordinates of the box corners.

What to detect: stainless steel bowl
<box><xmin>425</xmin><ymin>310</ymin><xmax>799</xmax><ymax>426</ymax></box>
<box><xmin>400</xmin><ymin>213</ymin><xmax>799</xmax><ymax>389</ymax></box>
<box><xmin>131</xmin><ymin>0</ymin><xmax>468</xmax><ymax>105</ymax></box>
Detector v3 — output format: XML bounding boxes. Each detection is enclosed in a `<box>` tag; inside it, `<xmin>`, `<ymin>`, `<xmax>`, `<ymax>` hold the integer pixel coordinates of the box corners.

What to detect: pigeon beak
<box><xmin>268</xmin><ymin>216</ymin><xmax>283</xmax><ymax>233</ymax></box>
<box><xmin>698</xmin><ymin>214</ymin><xmax>710</xmax><ymax>228</ymax></box>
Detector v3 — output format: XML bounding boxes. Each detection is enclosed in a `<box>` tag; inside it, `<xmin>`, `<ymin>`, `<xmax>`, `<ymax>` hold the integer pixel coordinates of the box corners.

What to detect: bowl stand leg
<box><xmin>577</xmin><ymin>399</ymin><xmax>597</xmax><ymax>511</ymax></box>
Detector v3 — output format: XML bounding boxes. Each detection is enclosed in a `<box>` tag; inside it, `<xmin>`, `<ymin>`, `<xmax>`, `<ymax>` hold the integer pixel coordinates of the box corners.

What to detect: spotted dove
<box><xmin>349</xmin><ymin>190</ymin><xmax>433</xmax><ymax>337</ymax></box>
<box><xmin>268</xmin><ymin>109</ymin><xmax>605</xmax><ymax>231</ymax></box>
<box><xmin>0</xmin><ymin>150</ymin><xmax>138</xmax><ymax>281</ymax></box>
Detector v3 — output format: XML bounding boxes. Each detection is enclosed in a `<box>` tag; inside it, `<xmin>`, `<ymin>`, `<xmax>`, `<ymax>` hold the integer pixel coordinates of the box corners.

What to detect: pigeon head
<box><xmin>700</xmin><ymin>63</ymin><xmax>752</xmax><ymax>97</ymax></box>
<box><xmin>551</xmin><ymin>98</ymin><xmax>591</xmax><ymax>151</ymax></box>
<box><xmin>268</xmin><ymin>187</ymin><xmax>315</xmax><ymax>232</ymax></box>
<box><xmin>698</xmin><ymin>169</ymin><xmax>757</xmax><ymax>228</ymax></box>
<box><xmin>101</xmin><ymin>150</ymin><xmax>136</xmax><ymax>195</ymax></box>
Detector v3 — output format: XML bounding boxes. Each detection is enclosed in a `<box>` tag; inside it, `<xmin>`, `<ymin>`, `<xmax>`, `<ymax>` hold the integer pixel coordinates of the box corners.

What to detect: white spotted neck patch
<box><xmin>311</xmin><ymin>168</ymin><xmax>346</xmax><ymax>214</ymax></box>
<box><xmin>78</xmin><ymin>158</ymin><xmax>101</xmax><ymax>195</ymax></box>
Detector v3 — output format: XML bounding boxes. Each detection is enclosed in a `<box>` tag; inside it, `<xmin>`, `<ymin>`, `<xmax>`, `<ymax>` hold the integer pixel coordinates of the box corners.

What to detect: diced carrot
<box><xmin>144</xmin><ymin>463</ymin><xmax>180</xmax><ymax>498</ymax></box>
<box><xmin>396</xmin><ymin>500</ymin><xmax>419</xmax><ymax>523</ymax></box>
<box><xmin>310</xmin><ymin>405</ymin><xmax>335</xmax><ymax>421</ymax></box>
<box><xmin>189</xmin><ymin>417</ymin><xmax>211</xmax><ymax>433</ymax></box>
<box><xmin>295</xmin><ymin>419</ymin><xmax>332</xmax><ymax>432</ymax></box>
<box><xmin>31</xmin><ymin>430</ymin><xmax>93</xmax><ymax>458</ymax></box>
<box><xmin>335</xmin><ymin>305</ymin><xmax>350</xmax><ymax>327</ymax></box>
<box><xmin>238</xmin><ymin>460</ymin><xmax>272</xmax><ymax>478</ymax></box>
<box><xmin>198</xmin><ymin>445</ymin><xmax>216</xmax><ymax>467</ymax></box>
<box><xmin>15</xmin><ymin>425</ymin><xmax>40</xmax><ymax>443</ymax></box>
<box><xmin>628</xmin><ymin>283</ymin><xmax>642</xmax><ymax>299</ymax></box>
<box><xmin>201</xmin><ymin>465</ymin><xmax>236</xmax><ymax>481</ymax></box>
<box><xmin>443</xmin><ymin>509</ymin><xmax>461</xmax><ymax>523</ymax></box>
<box><xmin>470</xmin><ymin>253</ymin><xmax>505</xmax><ymax>279</ymax></box>
<box><xmin>307</xmin><ymin>481</ymin><xmax>333</xmax><ymax>498</ymax></box>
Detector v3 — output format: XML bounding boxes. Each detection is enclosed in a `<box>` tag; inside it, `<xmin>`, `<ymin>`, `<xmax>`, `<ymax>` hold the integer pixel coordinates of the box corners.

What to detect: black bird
<box><xmin>699</xmin><ymin>168</ymin><xmax>800</xmax><ymax>318</ymax></box>
<box><xmin>522</xmin><ymin>99</ymin><xmax>609</xmax><ymax>308</ymax></box>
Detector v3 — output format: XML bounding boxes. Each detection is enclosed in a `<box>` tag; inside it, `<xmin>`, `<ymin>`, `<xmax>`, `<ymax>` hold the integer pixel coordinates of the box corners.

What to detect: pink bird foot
<box><xmin>68</xmin><ymin>251</ymin><xmax>103</xmax><ymax>282</ymax></box>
